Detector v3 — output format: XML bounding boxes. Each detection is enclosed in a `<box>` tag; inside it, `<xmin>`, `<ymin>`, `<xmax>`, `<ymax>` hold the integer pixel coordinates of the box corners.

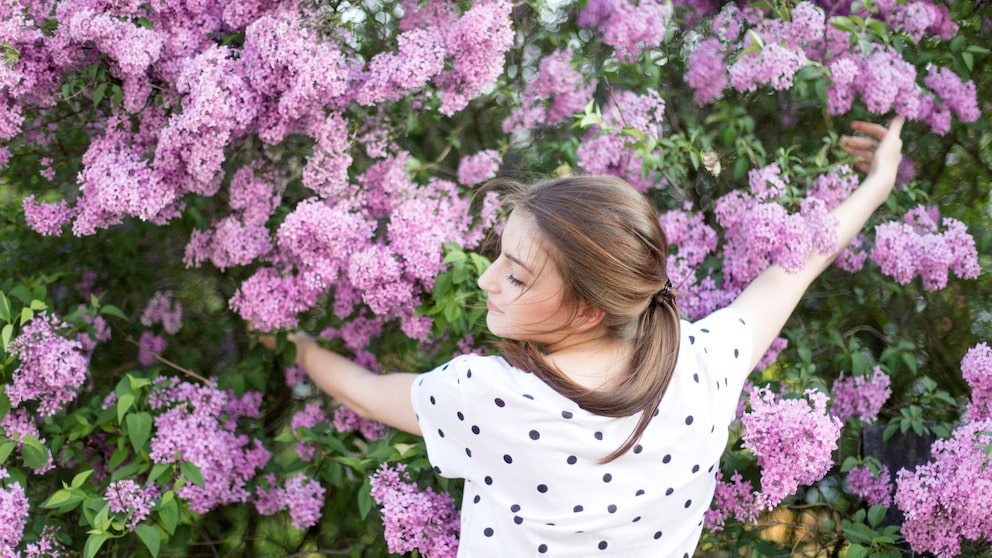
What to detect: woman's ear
<box><xmin>570</xmin><ymin>303</ymin><xmax>606</xmax><ymax>333</ymax></box>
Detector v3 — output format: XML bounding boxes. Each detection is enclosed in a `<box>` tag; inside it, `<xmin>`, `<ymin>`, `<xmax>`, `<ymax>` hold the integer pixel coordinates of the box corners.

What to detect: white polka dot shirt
<box><xmin>411</xmin><ymin>308</ymin><xmax>753</xmax><ymax>557</ymax></box>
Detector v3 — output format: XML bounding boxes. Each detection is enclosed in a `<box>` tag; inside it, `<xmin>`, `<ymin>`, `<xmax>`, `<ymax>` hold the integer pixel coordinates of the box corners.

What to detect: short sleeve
<box><xmin>687</xmin><ymin>308</ymin><xmax>754</xmax><ymax>424</ymax></box>
<box><xmin>410</xmin><ymin>355</ymin><xmax>474</xmax><ymax>479</ymax></box>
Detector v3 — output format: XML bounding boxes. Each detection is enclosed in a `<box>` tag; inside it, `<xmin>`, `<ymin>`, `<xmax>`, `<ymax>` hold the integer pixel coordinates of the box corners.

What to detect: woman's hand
<box><xmin>841</xmin><ymin>116</ymin><xmax>905</xmax><ymax>178</ymax></box>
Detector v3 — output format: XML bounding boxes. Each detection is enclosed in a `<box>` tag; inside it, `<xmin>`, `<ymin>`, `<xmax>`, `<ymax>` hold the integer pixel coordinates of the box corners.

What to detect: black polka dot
<box><xmin>465</xmin><ymin>448</ymin><xmax>472</xmax><ymax>457</ymax></box>
<box><xmin>529</xmin><ymin>430</ymin><xmax>541</xmax><ymax>440</ymax></box>
<box><xmin>523</xmin><ymin>393</ymin><xmax>534</xmax><ymax>400</ymax></box>
<box><xmin>538</xmin><ymin>544</ymin><xmax>548</xmax><ymax>553</ymax></box>
<box><xmin>484</xmin><ymin>527</ymin><xmax>494</xmax><ymax>537</ymax></box>
<box><xmin>692</xmin><ymin>464</ymin><xmax>700</xmax><ymax>474</ymax></box>
<box><xmin>684</xmin><ymin>499</ymin><xmax>692</xmax><ymax>508</ymax></box>
<box><xmin>607</xmin><ymin>504</ymin><xmax>617</xmax><ymax>513</ymax></box>
<box><xmin>561</xmin><ymin>410</ymin><xmax>573</xmax><ymax>419</ymax></box>
<box><xmin>514</xmin><ymin>515</ymin><xmax>523</xmax><ymax>524</ymax></box>
<box><xmin>632</xmin><ymin>516</ymin><xmax>642</xmax><ymax>522</ymax></box>
<box><xmin>537</xmin><ymin>484</ymin><xmax>548</xmax><ymax>493</ymax></box>
<box><xmin>430</xmin><ymin>395</ymin><xmax>436</xmax><ymax>405</ymax></box>
<box><xmin>473</xmin><ymin>495</ymin><xmax>481</xmax><ymax>503</ymax></box>
<box><xmin>511</xmin><ymin>504</ymin><xmax>521</xmax><ymax>512</ymax></box>
<box><xmin>665</xmin><ymin>487</ymin><xmax>674</xmax><ymax>496</ymax></box>
<box><xmin>734</xmin><ymin>348</ymin><xmax>739</xmax><ymax>358</ymax></box>
<box><xmin>456</xmin><ymin>411</ymin><xmax>464</xmax><ymax>421</ymax></box>
<box><xmin>602</xmin><ymin>473</ymin><xmax>612</xmax><ymax>483</ymax></box>
<box><xmin>485</xmin><ymin>476</ymin><xmax>493</xmax><ymax>485</ymax></box>
<box><xmin>442</xmin><ymin>364</ymin><xmax>449</xmax><ymax>371</ymax></box>
<box><xmin>494</xmin><ymin>397</ymin><xmax>505</xmax><ymax>407</ymax></box>
<box><xmin>685</xmin><ymin>415</ymin><xmax>694</xmax><ymax>425</ymax></box>
<box><xmin>433</xmin><ymin>466</ymin><xmax>441</xmax><ymax>474</ymax></box>
<box><xmin>693</xmin><ymin>373</ymin><xmax>699</xmax><ymax>383</ymax></box>
<box><xmin>684</xmin><ymin>554</ymin><xmax>689</xmax><ymax>558</ymax></box>
<box><xmin>438</xmin><ymin>428</ymin><xmax>445</xmax><ymax>438</ymax></box>
<box><xmin>466</xmin><ymin>369</ymin><xmax>472</xmax><ymax>378</ymax></box>
<box><xmin>700</xmin><ymin>328</ymin><xmax>710</xmax><ymax>333</ymax></box>
<box><xmin>711</xmin><ymin>425</ymin><xmax>716</xmax><ymax>433</ymax></box>
<box><xmin>653</xmin><ymin>407</ymin><xmax>659</xmax><ymax>417</ymax></box>
<box><xmin>654</xmin><ymin>531</ymin><xmax>663</xmax><ymax>539</ymax></box>
<box><xmin>503</xmin><ymin>454</ymin><xmax>513</xmax><ymax>464</ymax></box>
<box><xmin>566</xmin><ymin>455</ymin><xmax>577</xmax><ymax>465</ymax></box>
<box><xmin>663</xmin><ymin>454</ymin><xmax>672</xmax><ymax>464</ymax></box>
<box><xmin>689</xmin><ymin>335</ymin><xmax>695</xmax><ymax>344</ymax></box>
<box><xmin>594</xmin><ymin>431</ymin><xmax>603</xmax><ymax>440</ymax></box>
<box><xmin>472</xmin><ymin>425</ymin><xmax>481</xmax><ymax>435</ymax></box>
<box><xmin>573</xmin><ymin>505</ymin><xmax>584</xmax><ymax>512</ymax></box>
<box><xmin>724</xmin><ymin>377</ymin><xmax>729</xmax><ymax>386</ymax></box>
<box><xmin>635</xmin><ymin>489</ymin><xmax>645</xmax><ymax>496</ymax></box>
<box><xmin>633</xmin><ymin>444</ymin><xmax>643</xmax><ymax>454</ymax></box>
<box><xmin>598</xmin><ymin>540</ymin><xmax>608</xmax><ymax>550</ymax></box>
<box><xmin>708</xmin><ymin>464</ymin><xmax>715</xmax><ymax>473</ymax></box>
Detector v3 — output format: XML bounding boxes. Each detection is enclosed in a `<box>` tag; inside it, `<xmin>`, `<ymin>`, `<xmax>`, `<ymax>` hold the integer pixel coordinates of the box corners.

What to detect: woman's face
<box><xmin>477</xmin><ymin>210</ymin><xmax>573</xmax><ymax>346</ymax></box>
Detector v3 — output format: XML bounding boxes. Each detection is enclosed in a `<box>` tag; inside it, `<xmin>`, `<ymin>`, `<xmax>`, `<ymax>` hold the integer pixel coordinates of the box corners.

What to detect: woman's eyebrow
<box><xmin>504</xmin><ymin>252</ymin><xmax>532</xmax><ymax>272</ymax></box>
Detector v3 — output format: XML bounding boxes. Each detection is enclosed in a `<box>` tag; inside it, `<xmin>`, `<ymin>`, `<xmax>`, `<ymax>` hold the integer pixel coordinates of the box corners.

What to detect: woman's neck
<box><xmin>545</xmin><ymin>333</ymin><xmax>632</xmax><ymax>391</ymax></box>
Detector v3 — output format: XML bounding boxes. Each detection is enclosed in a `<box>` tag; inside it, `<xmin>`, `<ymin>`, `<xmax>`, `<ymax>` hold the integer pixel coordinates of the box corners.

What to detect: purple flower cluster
<box><xmin>22</xmin><ymin>195</ymin><xmax>76</xmax><ymax>236</ymax></box>
<box><xmin>961</xmin><ymin>343</ymin><xmax>992</xmax><ymax>421</ymax></box>
<box><xmin>578</xmin><ymin>0</ymin><xmax>673</xmax><ymax>63</ymax></box>
<box><xmin>140</xmin><ymin>291</ymin><xmax>183</xmax><ymax>335</ymax></box>
<box><xmin>369</xmin><ymin>463</ymin><xmax>460</xmax><ymax>557</ymax></box>
<box><xmin>830</xmin><ymin>366</ymin><xmax>892</xmax><ymax>424</ymax></box>
<box><xmin>333</xmin><ymin>406</ymin><xmax>388</xmax><ymax>441</ymax></box>
<box><xmin>457</xmin><ymin>150</ymin><xmax>501</xmax><ymax>187</ymax></box>
<box><xmin>1</xmin><ymin>409</ymin><xmax>54</xmax><ymax>474</ymax></box>
<box><xmin>0</xmin><ymin>471</ymin><xmax>29</xmax><ymax>556</ymax></box>
<box><xmin>704</xmin><ymin>471</ymin><xmax>759</xmax><ymax>532</ymax></box>
<box><xmin>254</xmin><ymin>473</ymin><xmax>326</xmax><ymax>530</ymax></box>
<box><xmin>894</xmin><ymin>419</ymin><xmax>992</xmax><ymax>556</ymax></box>
<box><xmin>846</xmin><ymin>464</ymin><xmax>893</xmax><ymax>507</ymax></box>
<box><xmin>870</xmin><ymin>205</ymin><xmax>980</xmax><ymax>291</ymax></box>
<box><xmin>137</xmin><ymin>331</ymin><xmax>167</xmax><ymax>367</ymax></box>
<box><xmin>686</xmin><ymin>39</ymin><xmax>727</xmax><ymax>105</ymax></box>
<box><xmin>105</xmin><ymin>479</ymin><xmax>157</xmax><ymax>531</ymax></box>
<box><xmin>291</xmin><ymin>403</ymin><xmax>326</xmax><ymax>462</ymax></box>
<box><xmin>148</xmin><ymin>379</ymin><xmax>270</xmax><ymax>514</ymax></box>
<box><xmin>742</xmin><ymin>388</ymin><xmax>842</xmax><ymax>510</ymax></box>
<box><xmin>8</xmin><ymin>312</ymin><xmax>89</xmax><ymax>416</ymax></box>
<box><xmin>503</xmin><ymin>49</ymin><xmax>597</xmax><ymax>133</ymax></box>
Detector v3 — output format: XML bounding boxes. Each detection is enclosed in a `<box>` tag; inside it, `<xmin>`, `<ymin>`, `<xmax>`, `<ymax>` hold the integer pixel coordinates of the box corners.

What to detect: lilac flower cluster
<box><xmin>148</xmin><ymin>379</ymin><xmax>270</xmax><ymax>514</ymax></box>
<box><xmin>291</xmin><ymin>403</ymin><xmax>326</xmax><ymax>462</ymax></box>
<box><xmin>333</xmin><ymin>406</ymin><xmax>388</xmax><ymax>441</ymax></box>
<box><xmin>22</xmin><ymin>195</ymin><xmax>75</xmax><ymax>236</ymax></box>
<box><xmin>894</xmin><ymin>419</ymin><xmax>992</xmax><ymax>556</ymax></box>
<box><xmin>742</xmin><ymin>388</ymin><xmax>842</xmax><ymax>510</ymax></box>
<box><xmin>0</xmin><ymin>471</ymin><xmax>29</xmax><ymax>556</ymax></box>
<box><xmin>830</xmin><ymin>366</ymin><xmax>892</xmax><ymax>424</ymax></box>
<box><xmin>254</xmin><ymin>473</ymin><xmax>326</xmax><ymax>530</ymax></box>
<box><xmin>503</xmin><ymin>49</ymin><xmax>597</xmax><ymax>134</ymax></box>
<box><xmin>369</xmin><ymin>463</ymin><xmax>460</xmax><ymax>557</ymax></box>
<box><xmin>961</xmin><ymin>343</ymin><xmax>992</xmax><ymax>421</ymax></box>
<box><xmin>8</xmin><ymin>312</ymin><xmax>89</xmax><ymax>416</ymax></box>
<box><xmin>658</xmin><ymin>204</ymin><xmax>728</xmax><ymax>320</ymax></box>
<box><xmin>846</xmin><ymin>464</ymin><xmax>893</xmax><ymax>507</ymax></box>
<box><xmin>457</xmin><ymin>150</ymin><xmax>501</xmax><ymax>187</ymax></box>
<box><xmin>137</xmin><ymin>330</ymin><xmax>167</xmax><ymax>367</ymax></box>
<box><xmin>578</xmin><ymin>0</ymin><xmax>673</xmax><ymax>63</ymax></box>
<box><xmin>685</xmin><ymin>39</ymin><xmax>727</xmax><ymax>105</ymax></box>
<box><xmin>22</xmin><ymin>525</ymin><xmax>64</xmax><ymax>558</ymax></box>
<box><xmin>704</xmin><ymin>471</ymin><xmax>759</xmax><ymax>532</ymax></box>
<box><xmin>105</xmin><ymin>479</ymin><xmax>157</xmax><ymax>532</ymax></box>
<box><xmin>870</xmin><ymin>205</ymin><xmax>980</xmax><ymax>291</ymax></box>
<box><xmin>1</xmin><ymin>409</ymin><xmax>54</xmax><ymax>474</ymax></box>
<box><xmin>140</xmin><ymin>291</ymin><xmax>183</xmax><ymax>335</ymax></box>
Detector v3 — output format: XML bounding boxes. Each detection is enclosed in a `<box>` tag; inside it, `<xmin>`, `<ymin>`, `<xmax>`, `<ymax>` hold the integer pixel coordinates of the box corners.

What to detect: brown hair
<box><xmin>482</xmin><ymin>175</ymin><xmax>681</xmax><ymax>463</ymax></box>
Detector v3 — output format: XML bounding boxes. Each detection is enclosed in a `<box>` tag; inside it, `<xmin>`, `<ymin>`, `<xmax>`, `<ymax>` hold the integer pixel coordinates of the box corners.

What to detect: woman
<box><xmin>265</xmin><ymin>117</ymin><xmax>904</xmax><ymax>556</ymax></box>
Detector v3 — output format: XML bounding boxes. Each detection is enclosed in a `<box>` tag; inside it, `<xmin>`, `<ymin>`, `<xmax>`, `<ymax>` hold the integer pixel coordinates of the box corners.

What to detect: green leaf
<box><xmin>148</xmin><ymin>462</ymin><xmax>171</xmax><ymax>483</ymax></box>
<box><xmin>180</xmin><ymin>461</ymin><xmax>205</xmax><ymax>487</ymax></box>
<box><xmin>99</xmin><ymin>304</ymin><xmax>127</xmax><ymax>320</ymax></box>
<box><xmin>126</xmin><ymin>412</ymin><xmax>153</xmax><ymax>453</ymax></box>
<box><xmin>0</xmin><ymin>440</ymin><xmax>14</xmax><ymax>463</ymax></box>
<box><xmin>19</xmin><ymin>307</ymin><xmax>34</xmax><ymax>326</ymax></box>
<box><xmin>357</xmin><ymin>480</ymin><xmax>374</xmax><ymax>519</ymax></box>
<box><xmin>28</xmin><ymin>299</ymin><xmax>47</xmax><ymax>311</ymax></box>
<box><xmin>845</xmin><ymin>543</ymin><xmax>869</xmax><ymax>558</ymax></box>
<box><xmin>135</xmin><ymin>524</ymin><xmax>161</xmax><ymax>557</ymax></box>
<box><xmin>83</xmin><ymin>533</ymin><xmax>108</xmax><ymax>558</ymax></box>
<box><xmin>21</xmin><ymin>435</ymin><xmax>49</xmax><ymax>469</ymax></box>
<box><xmin>71</xmin><ymin>469</ymin><xmax>94</xmax><ymax>489</ymax></box>
<box><xmin>1</xmin><ymin>323</ymin><xmax>11</xmax><ymax>353</ymax></box>
<box><xmin>42</xmin><ymin>488</ymin><xmax>74</xmax><ymax>508</ymax></box>
<box><xmin>867</xmin><ymin>505</ymin><xmax>887</xmax><ymax>527</ymax></box>
<box><xmin>92</xmin><ymin>82</ymin><xmax>108</xmax><ymax>106</ymax></box>
<box><xmin>117</xmin><ymin>393</ymin><xmax>135</xmax><ymax>424</ymax></box>
<box><xmin>157</xmin><ymin>496</ymin><xmax>179</xmax><ymax>535</ymax></box>
<box><xmin>0</xmin><ymin>292</ymin><xmax>10</xmax><ymax>322</ymax></box>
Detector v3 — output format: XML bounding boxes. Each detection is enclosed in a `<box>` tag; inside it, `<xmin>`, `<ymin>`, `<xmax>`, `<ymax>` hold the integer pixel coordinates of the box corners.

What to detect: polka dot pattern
<box><xmin>408</xmin><ymin>308</ymin><xmax>753</xmax><ymax>556</ymax></box>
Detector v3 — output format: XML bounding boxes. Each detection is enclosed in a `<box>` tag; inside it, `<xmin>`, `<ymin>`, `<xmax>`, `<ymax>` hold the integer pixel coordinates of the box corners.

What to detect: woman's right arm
<box><xmin>270</xmin><ymin>334</ymin><xmax>422</xmax><ymax>435</ymax></box>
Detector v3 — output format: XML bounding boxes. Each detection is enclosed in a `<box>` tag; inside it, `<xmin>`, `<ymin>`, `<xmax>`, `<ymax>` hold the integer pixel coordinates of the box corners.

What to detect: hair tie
<box><xmin>654</xmin><ymin>280</ymin><xmax>675</xmax><ymax>306</ymax></box>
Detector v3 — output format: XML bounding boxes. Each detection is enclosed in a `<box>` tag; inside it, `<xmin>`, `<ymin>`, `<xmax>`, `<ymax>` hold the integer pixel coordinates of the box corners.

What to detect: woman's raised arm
<box><xmin>729</xmin><ymin>117</ymin><xmax>905</xmax><ymax>371</ymax></box>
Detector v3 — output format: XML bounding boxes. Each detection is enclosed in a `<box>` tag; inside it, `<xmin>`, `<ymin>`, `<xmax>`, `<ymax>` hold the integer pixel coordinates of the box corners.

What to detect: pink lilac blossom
<box><xmin>1</xmin><ymin>408</ymin><xmax>54</xmax><ymax>474</ymax></box>
<box><xmin>742</xmin><ymin>388</ymin><xmax>842</xmax><ymax>510</ymax></box>
<box><xmin>870</xmin><ymin>209</ymin><xmax>980</xmax><ymax>291</ymax></box>
<box><xmin>961</xmin><ymin>343</ymin><xmax>992</xmax><ymax>421</ymax></box>
<box><xmin>356</xmin><ymin>27</ymin><xmax>446</xmax><ymax>105</ymax></box>
<box><xmin>8</xmin><ymin>312</ymin><xmax>89</xmax><ymax>416</ymax></box>
<box><xmin>285</xmin><ymin>364</ymin><xmax>308</xmax><ymax>386</ymax></box>
<box><xmin>685</xmin><ymin>38</ymin><xmax>726</xmax><ymax>105</ymax></box>
<box><xmin>830</xmin><ymin>367</ymin><xmax>892</xmax><ymax>424</ymax></box>
<box><xmin>704</xmin><ymin>471</ymin><xmax>759</xmax><ymax>532</ymax></box>
<box><xmin>923</xmin><ymin>66</ymin><xmax>980</xmax><ymax>124</ymax></box>
<box><xmin>534</xmin><ymin>50</ymin><xmax>597</xmax><ymax>126</ymax></box>
<box><xmin>291</xmin><ymin>403</ymin><xmax>326</xmax><ymax>462</ymax></box>
<box><xmin>659</xmin><ymin>204</ymin><xmax>718</xmax><ymax>267</ymax></box>
<box><xmin>712</xmin><ymin>3</ymin><xmax>743</xmax><ymax>42</ymax></box>
<box><xmin>457</xmin><ymin>150</ymin><xmax>501</xmax><ymax>187</ymax></box>
<box><xmin>578</xmin><ymin>0</ymin><xmax>673</xmax><ymax>64</ymax></box>
<box><xmin>77</xmin><ymin>310</ymin><xmax>111</xmax><ymax>354</ymax></box>
<box><xmin>894</xmin><ymin>419</ymin><xmax>992</xmax><ymax>557</ymax></box>
<box><xmin>137</xmin><ymin>331</ymin><xmax>166</xmax><ymax>367</ymax></box>
<box><xmin>754</xmin><ymin>336</ymin><xmax>788</xmax><ymax>371</ymax></box>
<box><xmin>749</xmin><ymin>163</ymin><xmax>788</xmax><ymax>201</ymax></box>
<box><xmin>141</xmin><ymin>291</ymin><xmax>183</xmax><ymax>335</ymax></box>
<box><xmin>0</xmin><ymin>472</ymin><xmax>29</xmax><ymax>555</ymax></box>
<box><xmin>835</xmin><ymin>233</ymin><xmax>869</xmax><ymax>273</ymax></box>
<box><xmin>22</xmin><ymin>195</ymin><xmax>76</xmax><ymax>236</ymax></box>
<box><xmin>369</xmin><ymin>463</ymin><xmax>460</xmax><ymax>557</ymax></box>
<box><xmin>435</xmin><ymin>0</ymin><xmax>514</xmax><ymax>116</ymax></box>
<box><xmin>846</xmin><ymin>464</ymin><xmax>893</xmax><ymax>507</ymax></box>
<box><xmin>184</xmin><ymin>217</ymin><xmax>272</xmax><ymax>271</ymax></box>
<box><xmin>333</xmin><ymin>406</ymin><xmax>388</xmax><ymax>441</ymax></box>
<box><xmin>105</xmin><ymin>480</ymin><xmax>156</xmax><ymax>532</ymax></box>
<box><xmin>228</xmin><ymin>165</ymin><xmax>282</xmax><ymax>226</ymax></box>
<box><xmin>148</xmin><ymin>379</ymin><xmax>270</xmax><ymax>514</ymax></box>
<box><xmin>254</xmin><ymin>473</ymin><xmax>326</xmax><ymax>530</ymax></box>
<box><xmin>302</xmin><ymin>112</ymin><xmax>353</xmax><ymax>199</ymax></box>
<box><xmin>22</xmin><ymin>525</ymin><xmax>64</xmax><ymax>558</ymax></box>
<box><xmin>809</xmin><ymin>164</ymin><xmax>858</xmax><ymax>209</ymax></box>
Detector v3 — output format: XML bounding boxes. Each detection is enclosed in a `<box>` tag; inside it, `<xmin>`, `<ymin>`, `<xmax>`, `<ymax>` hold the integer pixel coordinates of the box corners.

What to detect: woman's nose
<box><xmin>477</xmin><ymin>257</ymin><xmax>499</xmax><ymax>293</ymax></box>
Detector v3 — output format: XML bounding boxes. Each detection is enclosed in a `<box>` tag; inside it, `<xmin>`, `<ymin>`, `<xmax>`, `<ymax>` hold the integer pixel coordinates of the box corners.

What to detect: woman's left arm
<box><xmin>730</xmin><ymin>117</ymin><xmax>905</xmax><ymax>371</ymax></box>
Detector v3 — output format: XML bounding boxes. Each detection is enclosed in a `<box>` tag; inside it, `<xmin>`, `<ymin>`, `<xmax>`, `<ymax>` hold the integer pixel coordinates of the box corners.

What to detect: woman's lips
<box><xmin>486</xmin><ymin>299</ymin><xmax>501</xmax><ymax>313</ymax></box>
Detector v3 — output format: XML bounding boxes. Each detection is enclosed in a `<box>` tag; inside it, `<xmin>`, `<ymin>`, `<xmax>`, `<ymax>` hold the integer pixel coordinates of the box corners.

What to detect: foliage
<box><xmin>1</xmin><ymin>0</ymin><xmax>991</xmax><ymax>556</ymax></box>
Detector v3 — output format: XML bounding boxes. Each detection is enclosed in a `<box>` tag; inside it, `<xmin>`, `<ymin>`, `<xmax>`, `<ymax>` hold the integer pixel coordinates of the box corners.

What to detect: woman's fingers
<box><xmin>840</xmin><ymin>116</ymin><xmax>905</xmax><ymax>173</ymax></box>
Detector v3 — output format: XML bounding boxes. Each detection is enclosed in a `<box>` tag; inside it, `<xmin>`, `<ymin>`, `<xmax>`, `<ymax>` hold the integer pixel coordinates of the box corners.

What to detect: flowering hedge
<box><xmin>1</xmin><ymin>0</ymin><xmax>990</xmax><ymax>556</ymax></box>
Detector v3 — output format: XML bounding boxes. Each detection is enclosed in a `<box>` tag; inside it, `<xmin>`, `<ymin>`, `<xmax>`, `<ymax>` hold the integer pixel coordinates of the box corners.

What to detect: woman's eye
<box><xmin>506</xmin><ymin>274</ymin><xmax>524</xmax><ymax>287</ymax></box>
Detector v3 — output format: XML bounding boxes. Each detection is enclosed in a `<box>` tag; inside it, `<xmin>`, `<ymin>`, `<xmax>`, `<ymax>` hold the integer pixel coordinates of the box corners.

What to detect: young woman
<box><xmin>267</xmin><ymin>117</ymin><xmax>904</xmax><ymax>556</ymax></box>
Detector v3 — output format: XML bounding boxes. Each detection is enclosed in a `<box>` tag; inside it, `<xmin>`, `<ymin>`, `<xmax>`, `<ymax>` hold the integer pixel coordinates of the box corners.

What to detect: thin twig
<box><xmin>124</xmin><ymin>335</ymin><xmax>210</xmax><ymax>383</ymax></box>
